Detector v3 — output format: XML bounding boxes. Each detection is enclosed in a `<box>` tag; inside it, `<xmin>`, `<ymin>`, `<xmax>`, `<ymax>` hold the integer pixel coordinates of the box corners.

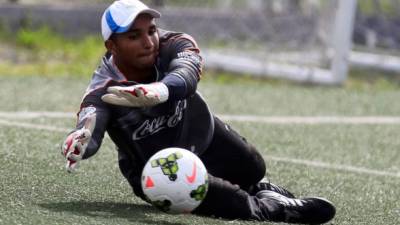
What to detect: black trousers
<box><xmin>192</xmin><ymin>117</ymin><xmax>266</xmax><ymax>219</ymax></box>
<box><xmin>201</xmin><ymin>117</ymin><xmax>266</xmax><ymax>190</ymax></box>
<box><xmin>118</xmin><ymin>116</ymin><xmax>267</xmax><ymax>220</ymax></box>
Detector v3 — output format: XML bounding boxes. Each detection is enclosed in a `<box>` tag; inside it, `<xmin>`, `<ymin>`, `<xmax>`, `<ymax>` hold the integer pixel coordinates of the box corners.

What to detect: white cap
<box><xmin>101</xmin><ymin>0</ymin><xmax>161</xmax><ymax>41</ymax></box>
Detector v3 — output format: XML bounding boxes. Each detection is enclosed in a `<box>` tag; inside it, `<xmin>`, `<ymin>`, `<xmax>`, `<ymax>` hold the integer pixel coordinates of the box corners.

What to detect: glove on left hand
<box><xmin>101</xmin><ymin>82</ymin><xmax>169</xmax><ymax>107</ymax></box>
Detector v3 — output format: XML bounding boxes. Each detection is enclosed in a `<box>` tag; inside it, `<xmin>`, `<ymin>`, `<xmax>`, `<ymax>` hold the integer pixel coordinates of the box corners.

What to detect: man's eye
<box><xmin>149</xmin><ymin>28</ymin><xmax>157</xmax><ymax>35</ymax></box>
<box><xmin>128</xmin><ymin>34</ymin><xmax>139</xmax><ymax>39</ymax></box>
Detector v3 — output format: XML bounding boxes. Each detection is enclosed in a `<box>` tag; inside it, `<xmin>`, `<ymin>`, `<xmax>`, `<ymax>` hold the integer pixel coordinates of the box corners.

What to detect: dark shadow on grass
<box><xmin>38</xmin><ymin>201</ymin><xmax>186</xmax><ymax>225</ymax></box>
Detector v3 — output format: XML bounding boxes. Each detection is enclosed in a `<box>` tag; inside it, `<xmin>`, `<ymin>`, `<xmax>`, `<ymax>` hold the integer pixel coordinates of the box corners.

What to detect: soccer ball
<box><xmin>141</xmin><ymin>147</ymin><xmax>208</xmax><ymax>214</ymax></box>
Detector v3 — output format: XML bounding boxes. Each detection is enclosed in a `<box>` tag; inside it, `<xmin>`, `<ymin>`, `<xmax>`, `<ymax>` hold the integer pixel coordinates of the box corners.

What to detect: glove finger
<box><xmin>144</xmin><ymin>91</ymin><xmax>157</xmax><ymax>99</ymax></box>
<box><xmin>67</xmin><ymin>152</ymin><xmax>83</xmax><ymax>161</ymax></box>
<box><xmin>67</xmin><ymin>141</ymin><xmax>83</xmax><ymax>158</ymax></box>
<box><xmin>61</xmin><ymin>140</ymin><xmax>71</xmax><ymax>156</ymax></box>
<box><xmin>135</xmin><ymin>86</ymin><xmax>146</xmax><ymax>97</ymax></box>
<box><xmin>62</xmin><ymin>135</ymin><xmax>79</xmax><ymax>156</ymax></box>
<box><xmin>114</xmin><ymin>87</ymin><xmax>140</xmax><ymax>98</ymax></box>
<box><xmin>107</xmin><ymin>86</ymin><xmax>126</xmax><ymax>96</ymax></box>
<box><xmin>108</xmin><ymin>86</ymin><xmax>138</xmax><ymax>97</ymax></box>
<box><xmin>66</xmin><ymin>149</ymin><xmax>82</xmax><ymax>161</ymax></box>
<box><xmin>101</xmin><ymin>94</ymin><xmax>136</xmax><ymax>106</ymax></box>
<box><xmin>77</xmin><ymin>128</ymin><xmax>92</xmax><ymax>143</ymax></box>
<box><xmin>66</xmin><ymin>159</ymin><xmax>79</xmax><ymax>173</ymax></box>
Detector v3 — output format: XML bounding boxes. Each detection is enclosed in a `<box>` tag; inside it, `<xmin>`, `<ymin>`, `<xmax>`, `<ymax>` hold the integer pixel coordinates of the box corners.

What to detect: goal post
<box><xmin>330</xmin><ymin>0</ymin><xmax>358</xmax><ymax>84</ymax></box>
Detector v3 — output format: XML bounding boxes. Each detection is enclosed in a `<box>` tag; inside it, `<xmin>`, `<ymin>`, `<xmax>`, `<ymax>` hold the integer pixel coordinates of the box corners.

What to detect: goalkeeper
<box><xmin>61</xmin><ymin>0</ymin><xmax>335</xmax><ymax>224</ymax></box>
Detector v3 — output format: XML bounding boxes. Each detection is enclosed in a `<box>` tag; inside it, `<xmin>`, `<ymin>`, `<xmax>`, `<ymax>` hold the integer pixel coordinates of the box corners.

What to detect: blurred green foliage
<box><xmin>1</xmin><ymin>27</ymin><xmax>105</xmax><ymax>77</ymax></box>
<box><xmin>358</xmin><ymin>0</ymin><xmax>400</xmax><ymax>17</ymax></box>
<box><xmin>1</xmin><ymin>26</ymin><xmax>400</xmax><ymax>90</ymax></box>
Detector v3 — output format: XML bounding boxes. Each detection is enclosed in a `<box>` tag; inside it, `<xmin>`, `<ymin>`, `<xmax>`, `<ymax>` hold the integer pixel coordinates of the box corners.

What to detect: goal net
<box><xmin>0</xmin><ymin>0</ymin><xmax>358</xmax><ymax>84</ymax></box>
<box><xmin>152</xmin><ymin>0</ymin><xmax>356</xmax><ymax>84</ymax></box>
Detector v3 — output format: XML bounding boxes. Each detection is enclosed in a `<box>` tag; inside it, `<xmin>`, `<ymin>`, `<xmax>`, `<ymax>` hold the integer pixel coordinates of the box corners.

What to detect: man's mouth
<box><xmin>138</xmin><ymin>51</ymin><xmax>155</xmax><ymax>57</ymax></box>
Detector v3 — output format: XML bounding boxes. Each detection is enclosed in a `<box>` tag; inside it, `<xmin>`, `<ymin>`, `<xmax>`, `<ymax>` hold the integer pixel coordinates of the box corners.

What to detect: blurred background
<box><xmin>1</xmin><ymin>0</ymin><xmax>400</xmax><ymax>84</ymax></box>
<box><xmin>1</xmin><ymin>2</ymin><xmax>400</xmax><ymax>225</ymax></box>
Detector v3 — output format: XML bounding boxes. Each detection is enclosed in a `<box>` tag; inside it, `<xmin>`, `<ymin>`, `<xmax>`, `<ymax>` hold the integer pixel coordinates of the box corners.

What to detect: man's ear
<box><xmin>105</xmin><ymin>39</ymin><xmax>116</xmax><ymax>55</ymax></box>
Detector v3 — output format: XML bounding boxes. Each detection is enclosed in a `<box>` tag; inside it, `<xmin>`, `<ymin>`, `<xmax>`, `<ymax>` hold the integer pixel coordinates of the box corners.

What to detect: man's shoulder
<box><xmin>158</xmin><ymin>28</ymin><xmax>182</xmax><ymax>40</ymax></box>
<box><xmin>84</xmin><ymin>56</ymin><xmax>128</xmax><ymax>97</ymax></box>
<box><xmin>158</xmin><ymin>28</ymin><xmax>196</xmax><ymax>44</ymax></box>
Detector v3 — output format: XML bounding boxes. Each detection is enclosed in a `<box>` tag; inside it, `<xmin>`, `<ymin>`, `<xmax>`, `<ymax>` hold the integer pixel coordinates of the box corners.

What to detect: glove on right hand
<box><xmin>61</xmin><ymin>114</ymin><xmax>96</xmax><ymax>173</ymax></box>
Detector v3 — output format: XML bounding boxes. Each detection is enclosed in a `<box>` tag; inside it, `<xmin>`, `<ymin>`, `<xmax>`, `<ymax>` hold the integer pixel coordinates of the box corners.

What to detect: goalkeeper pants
<box><xmin>192</xmin><ymin>117</ymin><xmax>268</xmax><ymax>220</ymax></box>
<box><xmin>201</xmin><ymin>116</ymin><xmax>266</xmax><ymax>191</ymax></box>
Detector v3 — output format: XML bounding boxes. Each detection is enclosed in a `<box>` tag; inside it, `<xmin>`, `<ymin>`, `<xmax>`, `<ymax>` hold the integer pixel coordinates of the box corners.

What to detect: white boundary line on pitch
<box><xmin>220</xmin><ymin>115</ymin><xmax>400</xmax><ymax>124</ymax></box>
<box><xmin>0</xmin><ymin>119</ymin><xmax>70</xmax><ymax>132</ymax></box>
<box><xmin>267</xmin><ymin>155</ymin><xmax>400</xmax><ymax>178</ymax></box>
<box><xmin>0</xmin><ymin>111</ymin><xmax>75</xmax><ymax>119</ymax></box>
<box><xmin>2</xmin><ymin>111</ymin><xmax>400</xmax><ymax>124</ymax></box>
<box><xmin>0</xmin><ymin>116</ymin><xmax>398</xmax><ymax>179</ymax></box>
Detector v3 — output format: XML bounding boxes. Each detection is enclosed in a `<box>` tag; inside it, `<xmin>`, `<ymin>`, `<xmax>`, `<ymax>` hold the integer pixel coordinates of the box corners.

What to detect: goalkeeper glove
<box><xmin>61</xmin><ymin>114</ymin><xmax>96</xmax><ymax>173</ymax></box>
<box><xmin>101</xmin><ymin>82</ymin><xmax>169</xmax><ymax>107</ymax></box>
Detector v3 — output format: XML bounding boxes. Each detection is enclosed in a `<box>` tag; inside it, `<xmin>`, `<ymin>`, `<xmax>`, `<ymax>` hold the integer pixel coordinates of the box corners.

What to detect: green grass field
<box><xmin>0</xmin><ymin>75</ymin><xmax>399</xmax><ymax>225</ymax></box>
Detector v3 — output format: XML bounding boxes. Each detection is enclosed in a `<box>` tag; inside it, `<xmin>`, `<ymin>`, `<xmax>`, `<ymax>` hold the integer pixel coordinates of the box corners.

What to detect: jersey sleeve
<box><xmin>158</xmin><ymin>30</ymin><xmax>203</xmax><ymax>100</ymax></box>
<box><xmin>75</xmin><ymin>88</ymin><xmax>111</xmax><ymax>159</ymax></box>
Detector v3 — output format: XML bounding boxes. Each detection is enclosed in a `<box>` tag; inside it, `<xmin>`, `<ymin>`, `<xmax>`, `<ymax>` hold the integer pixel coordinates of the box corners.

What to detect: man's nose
<box><xmin>142</xmin><ymin>35</ymin><xmax>154</xmax><ymax>48</ymax></box>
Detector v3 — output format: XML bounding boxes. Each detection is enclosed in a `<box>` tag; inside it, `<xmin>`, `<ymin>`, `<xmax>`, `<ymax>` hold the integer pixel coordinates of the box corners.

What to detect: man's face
<box><xmin>108</xmin><ymin>14</ymin><xmax>159</xmax><ymax>69</ymax></box>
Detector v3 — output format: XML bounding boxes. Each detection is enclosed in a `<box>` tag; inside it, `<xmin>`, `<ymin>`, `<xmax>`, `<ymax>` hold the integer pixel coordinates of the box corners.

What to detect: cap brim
<box><xmin>116</xmin><ymin>9</ymin><xmax>161</xmax><ymax>34</ymax></box>
<box><xmin>140</xmin><ymin>9</ymin><xmax>161</xmax><ymax>19</ymax></box>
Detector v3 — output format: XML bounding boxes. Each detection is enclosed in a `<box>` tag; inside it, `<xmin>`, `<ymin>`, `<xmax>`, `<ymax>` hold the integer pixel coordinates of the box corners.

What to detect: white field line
<box><xmin>0</xmin><ymin>115</ymin><xmax>398</xmax><ymax>178</ymax></box>
<box><xmin>0</xmin><ymin>111</ymin><xmax>75</xmax><ymax>119</ymax></box>
<box><xmin>2</xmin><ymin>111</ymin><xmax>400</xmax><ymax>124</ymax></box>
<box><xmin>267</xmin><ymin>155</ymin><xmax>400</xmax><ymax>178</ymax></box>
<box><xmin>0</xmin><ymin>119</ymin><xmax>70</xmax><ymax>133</ymax></box>
<box><xmin>220</xmin><ymin>115</ymin><xmax>400</xmax><ymax>124</ymax></box>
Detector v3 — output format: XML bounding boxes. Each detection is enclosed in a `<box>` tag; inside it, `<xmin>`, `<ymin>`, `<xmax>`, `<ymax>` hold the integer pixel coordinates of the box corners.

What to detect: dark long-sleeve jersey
<box><xmin>73</xmin><ymin>29</ymin><xmax>214</xmax><ymax>173</ymax></box>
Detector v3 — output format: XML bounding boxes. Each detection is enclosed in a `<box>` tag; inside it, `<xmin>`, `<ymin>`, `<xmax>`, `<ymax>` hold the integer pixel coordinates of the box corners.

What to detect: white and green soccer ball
<box><xmin>141</xmin><ymin>147</ymin><xmax>208</xmax><ymax>214</ymax></box>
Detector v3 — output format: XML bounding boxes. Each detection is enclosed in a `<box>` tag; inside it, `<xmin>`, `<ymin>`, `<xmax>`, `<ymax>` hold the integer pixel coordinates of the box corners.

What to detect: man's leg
<box><xmin>200</xmin><ymin>117</ymin><xmax>294</xmax><ymax>197</ymax></box>
<box><xmin>192</xmin><ymin>175</ymin><xmax>253</xmax><ymax>219</ymax></box>
<box><xmin>200</xmin><ymin>117</ymin><xmax>266</xmax><ymax>191</ymax></box>
<box><xmin>193</xmin><ymin>175</ymin><xmax>336</xmax><ymax>224</ymax></box>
